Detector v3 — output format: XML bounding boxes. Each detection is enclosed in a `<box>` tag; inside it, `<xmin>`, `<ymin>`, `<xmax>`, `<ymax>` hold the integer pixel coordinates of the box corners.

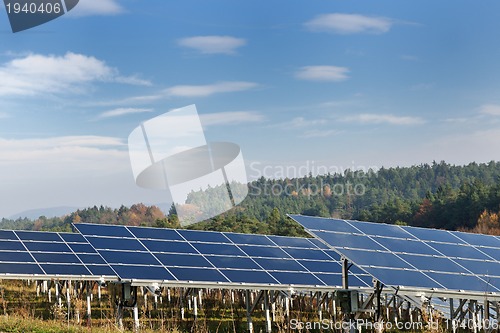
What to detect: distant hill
<box><xmin>9</xmin><ymin>206</ymin><xmax>81</xmax><ymax>220</ymax></box>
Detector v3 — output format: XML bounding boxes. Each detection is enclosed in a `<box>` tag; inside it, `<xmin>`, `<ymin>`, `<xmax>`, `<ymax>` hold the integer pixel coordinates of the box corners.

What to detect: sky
<box><xmin>1</xmin><ymin>0</ymin><xmax>500</xmax><ymax>218</ymax></box>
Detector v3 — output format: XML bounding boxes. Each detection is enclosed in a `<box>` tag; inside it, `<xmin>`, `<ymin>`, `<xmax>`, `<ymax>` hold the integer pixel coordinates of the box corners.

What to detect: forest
<box><xmin>2</xmin><ymin>160</ymin><xmax>500</xmax><ymax>237</ymax></box>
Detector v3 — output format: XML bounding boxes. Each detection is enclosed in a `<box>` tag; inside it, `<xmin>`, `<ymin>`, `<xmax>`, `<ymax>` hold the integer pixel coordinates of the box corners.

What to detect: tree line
<box><xmin>2</xmin><ymin>160</ymin><xmax>500</xmax><ymax>236</ymax></box>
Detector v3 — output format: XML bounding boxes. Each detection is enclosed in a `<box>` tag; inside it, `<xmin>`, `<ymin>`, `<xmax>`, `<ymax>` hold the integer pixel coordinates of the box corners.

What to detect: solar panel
<box><xmin>289</xmin><ymin>214</ymin><xmax>500</xmax><ymax>294</ymax></box>
<box><xmin>0</xmin><ymin>229</ymin><xmax>117</xmax><ymax>280</ymax></box>
<box><xmin>75</xmin><ymin>223</ymin><xmax>372</xmax><ymax>289</ymax></box>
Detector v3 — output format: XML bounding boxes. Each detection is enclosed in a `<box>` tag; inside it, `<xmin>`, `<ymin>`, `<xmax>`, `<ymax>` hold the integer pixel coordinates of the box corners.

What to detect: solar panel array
<box><xmin>289</xmin><ymin>214</ymin><xmax>500</xmax><ymax>294</ymax></box>
<box><xmin>74</xmin><ymin>223</ymin><xmax>372</xmax><ymax>288</ymax></box>
<box><xmin>0</xmin><ymin>230</ymin><xmax>115</xmax><ymax>279</ymax></box>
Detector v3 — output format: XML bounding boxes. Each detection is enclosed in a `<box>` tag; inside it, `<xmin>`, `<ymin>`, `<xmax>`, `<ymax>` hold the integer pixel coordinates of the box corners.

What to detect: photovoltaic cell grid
<box><xmin>289</xmin><ymin>214</ymin><xmax>500</xmax><ymax>293</ymax></box>
<box><xmin>74</xmin><ymin>223</ymin><xmax>372</xmax><ymax>288</ymax></box>
<box><xmin>0</xmin><ymin>230</ymin><xmax>115</xmax><ymax>278</ymax></box>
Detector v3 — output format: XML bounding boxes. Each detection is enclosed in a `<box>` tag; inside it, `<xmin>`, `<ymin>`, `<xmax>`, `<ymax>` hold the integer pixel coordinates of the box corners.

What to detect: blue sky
<box><xmin>1</xmin><ymin>0</ymin><xmax>500</xmax><ymax>218</ymax></box>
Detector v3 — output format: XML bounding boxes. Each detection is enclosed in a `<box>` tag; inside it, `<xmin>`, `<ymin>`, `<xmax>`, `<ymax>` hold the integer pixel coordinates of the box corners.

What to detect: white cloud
<box><xmin>98</xmin><ymin>108</ymin><xmax>153</xmax><ymax>119</ymax></box>
<box><xmin>341</xmin><ymin>113</ymin><xmax>425</xmax><ymax>125</ymax></box>
<box><xmin>478</xmin><ymin>104</ymin><xmax>500</xmax><ymax>116</ymax></box>
<box><xmin>300</xmin><ymin>129</ymin><xmax>339</xmax><ymax>138</ymax></box>
<box><xmin>0</xmin><ymin>112</ymin><xmax>8</xmax><ymax>119</ymax></box>
<box><xmin>201</xmin><ymin>111</ymin><xmax>264</xmax><ymax>126</ymax></box>
<box><xmin>277</xmin><ymin>117</ymin><xmax>328</xmax><ymax>129</ymax></box>
<box><xmin>178</xmin><ymin>36</ymin><xmax>246</xmax><ymax>55</ymax></box>
<box><xmin>0</xmin><ymin>135</ymin><xmax>126</xmax><ymax>166</ymax></box>
<box><xmin>68</xmin><ymin>0</ymin><xmax>124</xmax><ymax>16</ymax></box>
<box><xmin>305</xmin><ymin>13</ymin><xmax>393</xmax><ymax>35</ymax></box>
<box><xmin>296</xmin><ymin>66</ymin><xmax>349</xmax><ymax>82</ymax></box>
<box><xmin>0</xmin><ymin>52</ymin><xmax>150</xmax><ymax>97</ymax></box>
<box><xmin>165</xmin><ymin>81</ymin><xmax>257</xmax><ymax>97</ymax></box>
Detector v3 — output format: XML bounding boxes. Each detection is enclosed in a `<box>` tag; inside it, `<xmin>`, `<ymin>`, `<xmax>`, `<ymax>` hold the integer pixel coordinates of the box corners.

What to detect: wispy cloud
<box><xmin>0</xmin><ymin>52</ymin><xmax>150</xmax><ymax>97</ymax></box>
<box><xmin>295</xmin><ymin>66</ymin><xmax>349</xmax><ymax>82</ymax></box>
<box><xmin>0</xmin><ymin>112</ymin><xmax>9</xmax><ymax>119</ymax></box>
<box><xmin>178</xmin><ymin>36</ymin><xmax>246</xmax><ymax>55</ymax></box>
<box><xmin>300</xmin><ymin>129</ymin><xmax>339</xmax><ymax>138</ymax></box>
<box><xmin>340</xmin><ymin>113</ymin><xmax>425</xmax><ymax>125</ymax></box>
<box><xmin>277</xmin><ymin>117</ymin><xmax>328</xmax><ymax>129</ymax></box>
<box><xmin>0</xmin><ymin>135</ymin><xmax>126</xmax><ymax>164</ymax></box>
<box><xmin>69</xmin><ymin>0</ymin><xmax>124</xmax><ymax>16</ymax></box>
<box><xmin>201</xmin><ymin>111</ymin><xmax>265</xmax><ymax>126</ymax></box>
<box><xmin>305</xmin><ymin>13</ymin><xmax>393</xmax><ymax>35</ymax></box>
<box><xmin>164</xmin><ymin>81</ymin><xmax>257</xmax><ymax>97</ymax></box>
<box><xmin>98</xmin><ymin>108</ymin><xmax>153</xmax><ymax>119</ymax></box>
<box><xmin>478</xmin><ymin>104</ymin><xmax>500</xmax><ymax>116</ymax></box>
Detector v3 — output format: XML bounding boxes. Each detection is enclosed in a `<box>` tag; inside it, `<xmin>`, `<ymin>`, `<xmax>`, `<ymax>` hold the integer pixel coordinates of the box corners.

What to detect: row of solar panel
<box><xmin>290</xmin><ymin>215</ymin><xmax>500</xmax><ymax>293</ymax></box>
<box><xmin>75</xmin><ymin>223</ymin><xmax>372</xmax><ymax>287</ymax></box>
<box><xmin>0</xmin><ymin>224</ymin><xmax>372</xmax><ymax>288</ymax></box>
<box><xmin>0</xmin><ymin>230</ymin><xmax>114</xmax><ymax>277</ymax></box>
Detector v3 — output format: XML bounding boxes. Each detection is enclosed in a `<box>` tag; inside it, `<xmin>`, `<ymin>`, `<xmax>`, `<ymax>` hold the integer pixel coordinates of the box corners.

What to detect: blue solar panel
<box><xmin>24</xmin><ymin>242</ymin><xmax>71</xmax><ymax>252</ymax></box>
<box><xmin>271</xmin><ymin>271</ymin><xmax>323</xmax><ymax>286</ymax></box>
<box><xmin>298</xmin><ymin>260</ymin><xmax>341</xmax><ymax>273</ymax></box>
<box><xmin>238</xmin><ymin>245</ymin><xmax>290</xmax><ymax>258</ymax></box>
<box><xmin>313</xmin><ymin>231</ymin><xmax>386</xmax><ymax>251</ymax></box>
<box><xmin>226</xmin><ymin>233</ymin><xmax>274</xmax><ymax>246</ymax></box>
<box><xmin>454</xmin><ymin>259</ymin><xmax>500</xmax><ymax>276</ymax></box>
<box><xmin>426</xmin><ymin>272</ymin><xmax>492</xmax><ymax>292</ymax></box>
<box><xmin>374</xmin><ymin>237</ymin><xmax>439</xmax><ymax>256</ymax></box>
<box><xmin>452</xmin><ymin>231</ymin><xmax>500</xmax><ymax>248</ymax></box>
<box><xmin>0</xmin><ymin>252</ymin><xmax>33</xmax><ymax>262</ymax></box>
<box><xmin>268</xmin><ymin>235</ymin><xmax>317</xmax><ymax>248</ymax></box>
<box><xmin>177</xmin><ymin>230</ymin><xmax>230</xmax><ymax>243</ymax></box>
<box><xmin>0</xmin><ymin>263</ymin><xmax>44</xmax><ymax>275</ymax></box>
<box><xmin>168</xmin><ymin>267</ymin><xmax>228</xmax><ymax>282</ymax></box>
<box><xmin>98</xmin><ymin>250</ymin><xmax>159</xmax><ymax>265</ymax></box>
<box><xmin>350</xmin><ymin>221</ymin><xmax>413</xmax><ymax>239</ymax></box>
<box><xmin>205</xmin><ymin>256</ymin><xmax>261</xmax><ymax>270</ymax></box>
<box><xmin>192</xmin><ymin>243</ymin><xmax>246</xmax><ymax>256</ymax></box>
<box><xmin>59</xmin><ymin>233</ymin><xmax>87</xmax><ymax>243</ymax></box>
<box><xmin>154</xmin><ymin>253</ymin><xmax>211</xmax><ymax>267</ymax></box>
<box><xmin>68</xmin><ymin>243</ymin><xmax>97</xmax><ymax>253</ymax></box>
<box><xmin>0</xmin><ymin>230</ymin><xmax>17</xmax><ymax>240</ymax></box>
<box><xmin>254</xmin><ymin>258</ymin><xmax>305</xmax><ymax>272</ymax></box>
<box><xmin>129</xmin><ymin>227</ymin><xmax>184</xmax><ymax>241</ymax></box>
<box><xmin>112</xmin><ymin>265</ymin><xmax>174</xmax><ymax>280</ymax></box>
<box><xmin>77</xmin><ymin>254</ymin><xmax>107</xmax><ymax>265</ymax></box>
<box><xmin>75</xmin><ymin>223</ymin><xmax>372</xmax><ymax>288</ymax></box>
<box><xmin>141</xmin><ymin>240</ymin><xmax>195</xmax><ymax>253</ymax></box>
<box><xmin>75</xmin><ymin>224</ymin><xmax>134</xmax><ymax>238</ymax></box>
<box><xmin>41</xmin><ymin>264</ymin><xmax>90</xmax><ymax>275</ymax></box>
<box><xmin>289</xmin><ymin>214</ymin><xmax>500</xmax><ymax>293</ymax></box>
<box><xmin>401</xmin><ymin>226</ymin><xmax>464</xmax><ymax>244</ymax></box>
<box><xmin>429</xmin><ymin>243</ymin><xmax>490</xmax><ymax>260</ymax></box>
<box><xmin>86</xmin><ymin>236</ymin><xmax>146</xmax><ymax>251</ymax></box>
<box><xmin>283</xmin><ymin>248</ymin><xmax>332</xmax><ymax>260</ymax></box>
<box><xmin>32</xmin><ymin>253</ymin><xmax>82</xmax><ymax>264</ymax></box>
<box><xmin>290</xmin><ymin>215</ymin><xmax>358</xmax><ymax>233</ymax></box>
<box><xmin>398</xmin><ymin>254</ymin><xmax>465</xmax><ymax>273</ymax></box>
<box><xmin>15</xmin><ymin>231</ymin><xmax>62</xmax><ymax>242</ymax></box>
<box><xmin>0</xmin><ymin>229</ymin><xmax>116</xmax><ymax>279</ymax></box>
<box><xmin>0</xmin><ymin>241</ymin><xmax>25</xmax><ymax>251</ymax></box>
<box><xmin>220</xmin><ymin>269</ymin><xmax>277</xmax><ymax>284</ymax></box>
<box><xmin>367</xmin><ymin>268</ymin><xmax>442</xmax><ymax>289</ymax></box>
